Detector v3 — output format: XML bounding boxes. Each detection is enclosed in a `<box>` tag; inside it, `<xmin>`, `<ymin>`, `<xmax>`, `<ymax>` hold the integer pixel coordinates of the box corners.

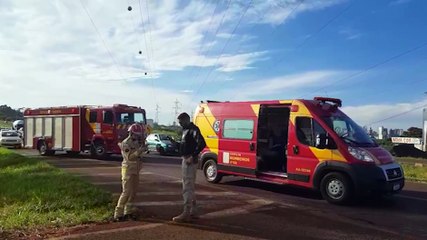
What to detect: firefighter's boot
<box><xmin>172</xmin><ymin>212</ymin><xmax>191</xmax><ymax>223</ymax></box>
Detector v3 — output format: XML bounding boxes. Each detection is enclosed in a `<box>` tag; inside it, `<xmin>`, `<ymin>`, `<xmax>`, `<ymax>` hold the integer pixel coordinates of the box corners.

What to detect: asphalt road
<box><xmin>18</xmin><ymin>149</ymin><xmax>427</xmax><ymax>240</ymax></box>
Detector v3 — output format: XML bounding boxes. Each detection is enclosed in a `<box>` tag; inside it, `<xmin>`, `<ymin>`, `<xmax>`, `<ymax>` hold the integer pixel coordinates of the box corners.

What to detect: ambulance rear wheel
<box><xmin>320</xmin><ymin>172</ymin><xmax>353</xmax><ymax>205</ymax></box>
<box><xmin>203</xmin><ymin>159</ymin><xmax>222</xmax><ymax>183</ymax></box>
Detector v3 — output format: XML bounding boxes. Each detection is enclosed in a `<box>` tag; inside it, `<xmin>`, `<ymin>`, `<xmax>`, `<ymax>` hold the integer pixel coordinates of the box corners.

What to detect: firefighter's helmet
<box><xmin>128</xmin><ymin>124</ymin><xmax>144</xmax><ymax>136</ymax></box>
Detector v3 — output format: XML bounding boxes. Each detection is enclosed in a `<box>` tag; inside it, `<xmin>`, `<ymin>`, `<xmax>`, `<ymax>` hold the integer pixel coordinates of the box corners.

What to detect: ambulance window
<box><xmin>103</xmin><ymin>111</ymin><xmax>114</xmax><ymax>124</ymax></box>
<box><xmin>296</xmin><ymin>118</ymin><xmax>313</xmax><ymax>145</ymax></box>
<box><xmin>296</xmin><ymin>117</ymin><xmax>327</xmax><ymax>147</ymax></box>
<box><xmin>223</xmin><ymin>119</ymin><xmax>254</xmax><ymax>140</ymax></box>
<box><xmin>89</xmin><ymin>111</ymin><xmax>97</xmax><ymax>123</ymax></box>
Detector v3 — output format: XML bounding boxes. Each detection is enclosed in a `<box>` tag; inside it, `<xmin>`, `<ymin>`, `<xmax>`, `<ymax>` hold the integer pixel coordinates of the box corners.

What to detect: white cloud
<box><xmin>339</xmin><ymin>29</ymin><xmax>362</xmax><ymax>40</ymax></box>
<box><xmin>342</xmin><ymin>99</ymin><xmax>427</xmax><ymax>130</ymax></box>
<box><xmin>214</xmin><ymin>70</ymin><xmax>347</xmax><ymax>100</ymax></box>
<box><xmin>246</xmin><ymin>0</ymin><xmax>347</xmax><ymax>26</ymax></box>
<box><xmin>180</xmin><ymin>90</ymin><xmax>193</xmax><ymax>94</ymax></box>
<box><xmin>0</xmin><ymin>0</ymin><xmax>347</xmax><ymax>124</ymax></box>
<box><xmin>216</xmin><ymin>51</ymin><xmax>267</xmax><ymax>72</ymax></box>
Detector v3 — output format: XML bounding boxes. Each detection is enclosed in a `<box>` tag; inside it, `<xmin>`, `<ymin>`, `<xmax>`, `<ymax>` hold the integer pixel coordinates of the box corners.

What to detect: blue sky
<box><xmin>0</xmin><ymin>0</ymin><xmax>426</xmax><ymax>129</ymax></box>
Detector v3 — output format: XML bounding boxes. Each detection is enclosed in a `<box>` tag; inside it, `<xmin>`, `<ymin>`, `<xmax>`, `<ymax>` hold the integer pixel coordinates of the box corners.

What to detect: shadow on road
<box><xmin>222</xmin><ymin>179</ymin><xmax>323</xmax><ymax>200</ymax></box>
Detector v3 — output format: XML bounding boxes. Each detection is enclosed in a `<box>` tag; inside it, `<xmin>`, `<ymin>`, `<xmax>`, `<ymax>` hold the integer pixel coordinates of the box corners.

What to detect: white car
<box><xmin>0</xmin><ymin>130</ymin><xmax>23</xmax><ymax>148</ymax></box>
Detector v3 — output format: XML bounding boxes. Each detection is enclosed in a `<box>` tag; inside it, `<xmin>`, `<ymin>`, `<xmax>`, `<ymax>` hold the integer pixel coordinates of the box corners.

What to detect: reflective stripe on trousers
<box><xmin>182</xmin><ymin>159</ymin><xmax>197</xmax><ymax>214</ymax></box>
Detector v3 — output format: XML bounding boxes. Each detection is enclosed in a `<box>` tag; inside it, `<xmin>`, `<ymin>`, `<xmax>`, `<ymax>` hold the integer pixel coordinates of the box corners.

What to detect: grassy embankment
<box><xmin>0</xmin><ymin>148</ymin><xmax>113</xmax><ymax>232</ymax></box>
<box><xmin>397</xmin><ymin>157</ymin><xmax>427</xmax><ymax>183</ymax></box>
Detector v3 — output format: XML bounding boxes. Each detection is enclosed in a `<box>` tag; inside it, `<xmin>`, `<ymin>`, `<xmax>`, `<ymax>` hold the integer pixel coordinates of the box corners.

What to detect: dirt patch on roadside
<box><xmin>1</xmin><ymin>220</ymin><xmax>154</xmax><ymax>240</ymax></box>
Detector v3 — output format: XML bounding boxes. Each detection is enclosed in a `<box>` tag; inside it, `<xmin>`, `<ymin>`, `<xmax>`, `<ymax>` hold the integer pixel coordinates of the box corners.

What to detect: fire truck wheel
<box><xmin>320</xmin><ymin>172</ymin><xmax>353</xmax><ymax>205</ymax></box>
<box><xmin>203</xmin><ymin>159</ymin><xmax>223</xmax><ymax>183</ymax></box>
<box><xmin>91</xmin><ymin>142</ymin><xmax>107</xmax><ymax>159</ymax></box>
<box><xmin>38</xmin><ymin>141</ymin><xmax>54</xmax><ymax>156</ymax></box>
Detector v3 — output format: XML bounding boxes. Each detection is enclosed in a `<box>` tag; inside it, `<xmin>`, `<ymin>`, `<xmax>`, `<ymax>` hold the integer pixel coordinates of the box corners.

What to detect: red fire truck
<box><xmin>23</xmin><ymin>104</ymin><xmax>147</xmax><ymax>158</ymax></box>
<box><xmin>194</xmin><ymin>97</ymin><xmax>404</xmax><ymax>204</ymax></box>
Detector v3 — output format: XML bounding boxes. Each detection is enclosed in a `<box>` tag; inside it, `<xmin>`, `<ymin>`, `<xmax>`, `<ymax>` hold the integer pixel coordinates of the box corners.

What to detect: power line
<box><xmin>206</xmin><ymin>0</ymin><xmax>305</xmax><ymax>91</ymax></box>
<box><xmin>188</xmin><ymin>0</ymin><xmax>233</xmax><ymax>89</ymax></box>
<box><xmin>191</xmin><ymin>0</ymin><xmax>254</xmax><ymax>102</ymax></box>
<box><xmin>137</xmin><ymin>0</ymin><xmax>152</xmax><ymax>74</ymax></box>
<box><xmin>137</xmin><ymin>0</ymin><xmax>158</xmax><ymax>106</ymax></box>
<box><xmin>155</xmin><ymin>104</ymin><xmax>160</xmax><ymax>124</ymax></box>
<box><xmin>173</xmin><ymin>99</ymin><xmax>181</xmax><ymax>126</ymax></box>
<box><xmin>190</xmin><ymin>0</ymin><xmax>303</xmax><ymax>94</ymax></box>
<box><xmin>357</xmin><ymin>57</ymin><xmax>427</xmax><ymax>102</ymax></box>
<box><xmin>127</xmin><ymin>0</ymin><xmax>144</xmax><ymax>58</ymax></box>
<box><xmin>184</xmin><ymin>0</ymin><xmax>222</xmax><ymax>92</ymax></box>
<box><xmin>367</xmin><ymin>103</ymin><xmax>427</xmax><ymax>126</ymax></box>
<box><xmin>144</xmin><ymin>0</ymin><xmax>155</xmax><ymax>74</ymax></box>
<box><xmin>80</xmin><ymin>0</ymin><xmax>126</xmax><ymax>81</ymax></box>
<box><xmin>266</xmin><ymin>0</ymin><xmax>355</xmax><ymax>73</ymax></box>
<box><xmin>299</xmin><ymin>40</ymin><xmax>427</xmax><ymax>98</ymax></box>
<box><xmin>144</xmin><ymin>0</ymin><xmax>155</xmax><ymax>63</ymax></box>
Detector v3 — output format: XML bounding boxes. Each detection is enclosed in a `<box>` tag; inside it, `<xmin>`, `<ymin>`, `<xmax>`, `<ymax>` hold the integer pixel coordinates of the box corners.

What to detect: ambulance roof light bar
<box><xmin>313</xmin><ymin>97</ymin><xmax>342</xmax><ymax>107</ymax></box>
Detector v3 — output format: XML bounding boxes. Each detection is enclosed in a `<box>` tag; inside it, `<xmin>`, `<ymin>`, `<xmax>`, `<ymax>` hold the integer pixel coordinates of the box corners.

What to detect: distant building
<box><xmin>423</xmin><ymin>108</ymin><xmax>427</xmax><ymax>151</ymax></box>
<box><xmin>378</xmin><ymin>126</ymin><xmax>388</xmax><ymax>140</ymax></box>
<box><xmin>389</xmin><ymin>128</ymin><xmax>404</xmax><ymax>137</ymax></box>
<box><xmin>147</xmin><ymin>119</ymin><xmax>154</xmax><ymax>127</ymax></box>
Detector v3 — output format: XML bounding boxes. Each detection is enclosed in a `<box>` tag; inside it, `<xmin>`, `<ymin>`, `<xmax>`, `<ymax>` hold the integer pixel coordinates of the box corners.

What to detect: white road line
<box><xmin>202</xmin><ymin>199</ymin><xmax>274</xmax><ymax>219</ymax></box>
<box><xmin>60</xmin><ymin>167</ymin><xmax>121</xmax><ymax>171</ymax></box>
<box><xmin>112</xmin><ymin>191</ymin><xmax>238</xmax><ymax>197</ymax></box>
<box><xmin>92</xmin><ymin>181</ymin><xmax>121</xmax><ymax>185</ymax></box>
<box><xmin>51</xmin><ymin>223</ymin><xmax>164</xmax><ymax>240</ymax></box>
<box><xmin>73</xmin><ymin>172</ymin><xmax>154</xmax><ymax>177</ymax></box>
<box><xmin>133</xmin><ymin>199</ymin><xmax>242</xmax><ymax>207</ymax></box>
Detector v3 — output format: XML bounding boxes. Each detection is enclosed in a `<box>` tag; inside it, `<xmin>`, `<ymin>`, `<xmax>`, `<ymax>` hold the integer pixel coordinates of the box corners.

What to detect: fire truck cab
<box><xmin>24</xmin><ymin>104</ymin><xmax>147</xmax><ymax>159</ymax></box>
<box><xmin>194</xmin><ymin>97</ymin><xmax>405</xmax><ymax>204</ymax></box>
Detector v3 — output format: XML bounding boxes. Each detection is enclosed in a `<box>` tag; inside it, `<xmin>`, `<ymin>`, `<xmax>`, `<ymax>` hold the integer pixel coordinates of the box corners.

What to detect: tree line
<box><xmin>0</xmin><ymin>105</ymin><xmax>23</xmax><ymax>121</ymax></box>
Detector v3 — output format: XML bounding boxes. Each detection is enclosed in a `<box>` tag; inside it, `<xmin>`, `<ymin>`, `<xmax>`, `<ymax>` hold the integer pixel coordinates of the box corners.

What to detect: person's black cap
<box><xmin>177</xmin><ymin>112</ymin><xmax>190</xmax><ymax>120</ymax></box>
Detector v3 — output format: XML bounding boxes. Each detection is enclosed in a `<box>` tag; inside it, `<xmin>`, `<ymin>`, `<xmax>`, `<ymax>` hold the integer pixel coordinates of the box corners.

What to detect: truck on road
<box><xmin>194</xmin><ymin>97</ymin><xmax>405</xmax><ymax>204</ymax></box>
<box><xmin>23</xmin><ymin>104</ymin><xmax>147</xmax><ymax>159</ymax></box>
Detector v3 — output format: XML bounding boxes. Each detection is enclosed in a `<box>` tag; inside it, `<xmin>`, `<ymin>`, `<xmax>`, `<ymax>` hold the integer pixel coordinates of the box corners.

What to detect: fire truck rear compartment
<box><xmin>25</xmin><ymin>115</ymin><xmax>77</xmax><ymax>153</ymax></box>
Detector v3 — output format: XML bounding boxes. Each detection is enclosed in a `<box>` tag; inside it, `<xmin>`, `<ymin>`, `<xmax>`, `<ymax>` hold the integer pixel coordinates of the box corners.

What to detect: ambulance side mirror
<box><xmin>315</xmin><ymin>133</ymin><xmax>327</xmax><ymax>149</ymax></box>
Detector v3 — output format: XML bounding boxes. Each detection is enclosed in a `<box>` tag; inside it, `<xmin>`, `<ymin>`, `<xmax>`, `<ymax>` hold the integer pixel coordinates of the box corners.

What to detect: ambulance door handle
<box><xmin>293</xmin><ymin>145</ymin><xmax>299</xmax><ymax>154</ymax></box>
<box><xmin>249</xmin><ymin>142</ymin><xmax>255</xmax><ymax>151</ymax></box>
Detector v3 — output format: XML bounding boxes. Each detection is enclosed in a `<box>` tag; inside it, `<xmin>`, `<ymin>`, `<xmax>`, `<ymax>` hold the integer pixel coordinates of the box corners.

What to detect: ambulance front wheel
<box><xmin>320</xmin><ymin>172</ymin><xmax>353</xmax><ymax>205</ymax></box>
<box><xmin>203</xmin><ymin>159</ymin><xmax>223</xmax><ymax>183</ymax></box>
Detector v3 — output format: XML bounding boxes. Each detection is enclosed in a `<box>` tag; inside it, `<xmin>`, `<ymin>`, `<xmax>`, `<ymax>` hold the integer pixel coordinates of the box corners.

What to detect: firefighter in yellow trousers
<box><xmin>114</xmin><ymin>124</ymin><xmax>147</xmax><ymax>221</ymax></box>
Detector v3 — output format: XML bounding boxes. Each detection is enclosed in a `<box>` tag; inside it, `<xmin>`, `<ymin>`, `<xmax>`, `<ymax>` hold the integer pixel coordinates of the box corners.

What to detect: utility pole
<box><xmin>173</xmin><ymin>99</ymin><xmax>181</xmax><ymax>126</ymax></box>
<box><xmin>155</xmin><ymin>104</ymin><xmax>160</xmax><ymax>124</ymax></box>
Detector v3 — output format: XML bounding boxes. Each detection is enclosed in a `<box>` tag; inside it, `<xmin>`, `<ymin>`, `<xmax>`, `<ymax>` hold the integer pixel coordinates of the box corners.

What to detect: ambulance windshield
<box><xmin>323</xmin><ymin>115</ymin><xmax>377</xmax><ymax>147</ymax></box>
<box><xmin>116</xmin><ymin>112</ymin><xmax>146</xmax><ymax>124</ymax></box>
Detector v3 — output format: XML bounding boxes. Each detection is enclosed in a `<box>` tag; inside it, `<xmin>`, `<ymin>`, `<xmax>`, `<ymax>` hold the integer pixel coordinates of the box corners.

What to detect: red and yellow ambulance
<box><xmin>194</xmin><ymin>97</ymin><xmax>404</xmax><ymax>204</ymax></box>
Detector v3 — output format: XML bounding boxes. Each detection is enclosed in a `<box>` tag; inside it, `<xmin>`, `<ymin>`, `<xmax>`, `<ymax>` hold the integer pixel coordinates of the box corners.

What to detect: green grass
<box><xmin>0</xmin><ymin>121</ymin><xmax>12</xmax><ymax>128</ymax></box>
<box><xmin>0</xmin><ymin>148</ymin><xmax>113</xmax><ymax>231</ymax></box>
<box><xmin>397</xmin><ymin>157</ymin><xmax>427</xmax><ymax>183</ymax></box>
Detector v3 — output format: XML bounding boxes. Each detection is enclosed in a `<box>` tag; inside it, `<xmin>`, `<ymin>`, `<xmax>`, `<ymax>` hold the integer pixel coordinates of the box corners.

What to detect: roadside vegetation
<box><xmin>151</xmin><ymin>123</ymin><xmax>181</xmax><ymax>140</ymax></box>
<box><xmin>0</xmin><ymin>121</ymin><xmax>12</xmax><ymax>129</ymax></box>
<box><xmin>0</xmin><ymin>148</ymin><xmax>113</xmax><ymax>233</ymax></box>
<box><xmin>397</xmin><ymin>157</ymin><xmax>427</xmax><ymax>183</ymax></box>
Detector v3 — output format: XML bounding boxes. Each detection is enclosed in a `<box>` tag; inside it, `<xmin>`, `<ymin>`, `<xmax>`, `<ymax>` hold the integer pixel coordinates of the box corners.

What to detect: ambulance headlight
<box><xmin>348</xmin><ymin>147</ymin><xmax>374</xmax><ymax>163</ymax></box>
